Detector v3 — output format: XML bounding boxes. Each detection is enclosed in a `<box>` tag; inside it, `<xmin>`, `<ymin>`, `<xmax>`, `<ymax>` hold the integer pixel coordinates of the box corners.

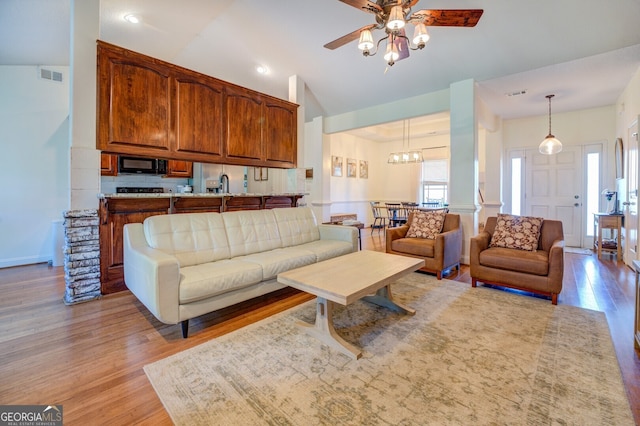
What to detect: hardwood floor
<box><xmin>1</xmin><ymin>231</ymin><xmax>639</xmax><ymax>425</ymax></box>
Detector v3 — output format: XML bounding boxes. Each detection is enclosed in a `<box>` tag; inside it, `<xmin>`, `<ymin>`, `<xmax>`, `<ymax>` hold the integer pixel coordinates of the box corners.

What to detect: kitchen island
<box><xmin>98</xmin><ymin>193</ymin><xmax>304</xmax><ymax>294</ymax></box>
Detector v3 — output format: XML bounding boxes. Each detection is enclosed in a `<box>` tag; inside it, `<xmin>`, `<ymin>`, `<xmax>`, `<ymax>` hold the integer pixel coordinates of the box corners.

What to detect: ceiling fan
<box><xmin>324</xmin><ymin>0</ymin><xmax>483</xmax><ymax>66</ymax></box>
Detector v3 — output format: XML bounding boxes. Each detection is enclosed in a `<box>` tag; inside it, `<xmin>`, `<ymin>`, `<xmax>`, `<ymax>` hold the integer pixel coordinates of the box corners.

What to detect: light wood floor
<box><xmin>1</xmin><ymin>231</ymin><xmax>638</xmax><ymax>425</ymax></box>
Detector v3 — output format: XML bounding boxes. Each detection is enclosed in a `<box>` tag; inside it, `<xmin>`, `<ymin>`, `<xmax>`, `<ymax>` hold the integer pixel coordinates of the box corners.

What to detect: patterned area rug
<box><xmin>144</xmin><ymin>273</ymin><xmax>634</xmax><ymax>425</ymax></box>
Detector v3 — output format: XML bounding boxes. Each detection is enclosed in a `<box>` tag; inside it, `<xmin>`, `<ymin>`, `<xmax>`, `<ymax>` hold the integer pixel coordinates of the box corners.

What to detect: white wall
<box><xmin>0</xmin><ymin>66</ymin><xmax>70</xmax><ymax>267</ymax></box>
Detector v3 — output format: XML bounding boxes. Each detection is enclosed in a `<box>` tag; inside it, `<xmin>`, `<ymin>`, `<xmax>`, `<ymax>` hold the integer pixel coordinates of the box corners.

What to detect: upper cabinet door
<box><xmin>174</xmin><ymin>75</ymin><xmax>224</xmax><ymax>160</ymax></box>
<box><xmin>97</xmin><ymin>42</ymin><xmax>171</xmax><ymax>156</ymax></box>
<box><xmin>264</xmin><ymin>100</ymin><xmax>297</xmax><ymax>167</ymax></box>
<box><xmin>225</xmin><ymin>88</ymin><xmax>263</xmax><ymax>162</ymax></box>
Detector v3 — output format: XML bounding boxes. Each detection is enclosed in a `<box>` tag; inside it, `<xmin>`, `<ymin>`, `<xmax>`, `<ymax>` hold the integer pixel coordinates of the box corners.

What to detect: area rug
<box><xmin>565</xmin><ymin>247</ymin><xmax>593</xmax><ymax>255</ymax></box>
<box><xmin>144</xmin><ymin>274</ymin><xmax>634</xmax><ymax>425</ymax></box>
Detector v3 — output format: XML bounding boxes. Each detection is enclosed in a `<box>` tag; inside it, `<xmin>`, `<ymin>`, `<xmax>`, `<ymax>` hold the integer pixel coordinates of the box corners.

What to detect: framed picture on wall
<box><xmin>332</xmin><ymin>156</ymin><xmax>343</xmax><ymax>177</ymax></box>
<box><xmin>347</xmin><ymin>158</ymin><xmax>357</xmax><ymax>177</ymax></box>
<box><xmin>359</xmin><ymin>160</ymin><xmax>368</xmax><ymax>178</ymax></box>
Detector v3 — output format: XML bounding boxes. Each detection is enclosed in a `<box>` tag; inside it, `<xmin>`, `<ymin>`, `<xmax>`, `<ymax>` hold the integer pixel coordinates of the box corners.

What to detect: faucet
<box><xmin>220</xmin><ymin>173</ymin><xmax>229</xmax><ymax>194</ymax></box>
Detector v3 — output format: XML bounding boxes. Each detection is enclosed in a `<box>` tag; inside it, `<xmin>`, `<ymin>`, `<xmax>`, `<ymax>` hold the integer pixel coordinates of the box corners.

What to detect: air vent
<box><xmin>505</xmin><ymin>89</ymin><xmax>527</xmax><ymax>97</ymax></box>
<box><xmin>39</xmin><ymin>67</ymin><xmax>63</xmax><ymax>83</ymax></box>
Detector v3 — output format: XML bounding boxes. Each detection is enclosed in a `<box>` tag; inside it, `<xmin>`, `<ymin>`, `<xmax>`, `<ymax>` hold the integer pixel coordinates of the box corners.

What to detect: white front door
<box><xmin>524</xmin><ymin>146</ymin><xmax>582</xmax><ymax>247</ymax></box>
<box><xmin>625</xmin><ymin>120</ymin><xmax>639</xmax><ymax>266</ymax></box>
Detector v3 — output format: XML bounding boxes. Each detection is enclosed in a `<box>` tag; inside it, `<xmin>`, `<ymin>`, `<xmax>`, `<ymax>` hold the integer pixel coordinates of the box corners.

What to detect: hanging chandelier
<box><xmin>388</xmin><ymin>119</ymin><xmax>423</xmax><ymax>164</ymax></box>
<box><xmin>539</xmin><ymin>94</ymin><xmax>563</xmax><ymax>155</ymax></box>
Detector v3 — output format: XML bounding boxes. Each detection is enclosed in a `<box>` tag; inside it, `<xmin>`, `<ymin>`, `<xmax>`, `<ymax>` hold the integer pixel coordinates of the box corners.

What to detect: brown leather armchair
<box><xmin>470</xmin><ymin>216</ymin><xmax>564</xmax><ymax>304</ymax></box>
<box><xmin>386</xmin><ymin>212</ymin><xmax>462</xmax><ymax>279</ymax></box>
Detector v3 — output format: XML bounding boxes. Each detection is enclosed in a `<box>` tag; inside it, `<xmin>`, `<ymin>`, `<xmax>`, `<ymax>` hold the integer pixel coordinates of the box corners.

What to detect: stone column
<box><xmin>63</xmin><ymin>210</ymin><xmax>101</xmax><ymax>304</ymax></box>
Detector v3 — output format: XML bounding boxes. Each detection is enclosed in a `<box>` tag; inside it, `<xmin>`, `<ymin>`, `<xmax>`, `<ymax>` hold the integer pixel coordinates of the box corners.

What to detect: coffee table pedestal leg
<box><xmin>363</xmin><ymin>285</ymin><xmax>416</xmax><ymax>315</ymax></box>
<box><xmin>297</xmin><ymin>297</ymin><xmax>362</xmax><ymax>360</ymax></box>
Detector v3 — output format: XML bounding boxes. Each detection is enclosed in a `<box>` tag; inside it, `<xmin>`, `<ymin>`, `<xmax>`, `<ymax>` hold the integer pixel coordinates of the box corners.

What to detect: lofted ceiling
<box><xmin>2</xmin><ymin>0</ymin><xmax>640</xmax><ymax>137</ymax></box>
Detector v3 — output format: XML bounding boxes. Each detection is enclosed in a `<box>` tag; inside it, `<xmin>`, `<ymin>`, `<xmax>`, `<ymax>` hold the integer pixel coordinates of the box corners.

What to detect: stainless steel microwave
<box><xmin>118</xmin><ymin>156</ymin><xmax>168</xmax><ymax>175</ymax></box>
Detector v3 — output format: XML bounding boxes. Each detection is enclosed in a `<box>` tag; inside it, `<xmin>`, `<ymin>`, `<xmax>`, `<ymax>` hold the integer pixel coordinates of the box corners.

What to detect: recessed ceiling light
<box><xmin>124</xmin><ymin>14</ymin><xmax>140</xmax><ymax>24</ymax></box>
<box><xmin>256</xmin><ymin>65</ymin><xmax>269</xmax><ymax>75</ymax></box>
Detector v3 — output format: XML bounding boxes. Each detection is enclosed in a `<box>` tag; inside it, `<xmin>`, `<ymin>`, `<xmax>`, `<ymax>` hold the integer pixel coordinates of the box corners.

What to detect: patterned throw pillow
<box><xmin>489</xmin><ymin>213</ymin><xmax>543</xmax><ymax>251</ymax></box>
<box><xmin>406</xmin><ymin>211</ymin><xmax>446</xmax><ymax>239</ymax></box>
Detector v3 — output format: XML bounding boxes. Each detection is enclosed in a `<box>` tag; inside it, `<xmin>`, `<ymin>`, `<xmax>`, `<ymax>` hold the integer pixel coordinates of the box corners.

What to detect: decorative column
<box><xmin>63</xmin><ymin>209</ymin><xmax>101</xmax><ymax>304</ymax></box>
<box><xmin>449</xmin><ymin>79</ymin><xmax>480</xmax><ymax>264</ymax></box>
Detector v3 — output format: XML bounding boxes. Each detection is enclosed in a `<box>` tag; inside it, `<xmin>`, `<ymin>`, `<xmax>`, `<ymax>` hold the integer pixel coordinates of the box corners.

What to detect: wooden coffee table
<box><xmin>277</xmin><ymin>250</ymin><xmax>424</xmax><ymax>359</ymax></box>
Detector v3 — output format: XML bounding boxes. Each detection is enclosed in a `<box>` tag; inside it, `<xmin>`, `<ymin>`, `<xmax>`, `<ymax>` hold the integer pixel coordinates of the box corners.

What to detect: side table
<box><xmin>593</xmin><ymin>213</ymin><xmax>623</xmax><ymax>260</ymax></box>
<box><xmin>633</xmin><ymin>260</ymin><xmax>640</xmax><ymax>350</ymax></box>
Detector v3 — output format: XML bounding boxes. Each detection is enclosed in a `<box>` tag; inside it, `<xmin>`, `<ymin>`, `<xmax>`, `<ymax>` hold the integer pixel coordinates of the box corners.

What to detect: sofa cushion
<box><xmin>144</xmin><ymin>213</ymin><xmax>230</xmax><ymax>267</ymax></box>
<box><xmin>391</xmin><ymin>237</ymin><xmax>435</xmax><ymax>258</ymax></box>
<box><xmin>295</xmin><ymin>239</ymin><xmax>355</xmax><ymax>262</ymax></box>
<box><xmin>179</xmin><ymin>259</ymin><xmax>263</xmax><ymax>304</ymax></box>
<box><xmin>223</xmin><ymin>210</ymin><xmax>283</xmax><ymax>258</ymax></box>
<box><xmin>272</xmin><ymin>207</ymin><xmax>320</xmax><ymax>247</ymax></box>
<box><xmin>406</xmin><ymin>210</ymin><xmax>446</xmax><ymax>239</ymax></box>
<box><xmin>237</xmin><ymin>247</ymin><xmax>317</xmax><ymax>280</ymax></box>
<box><xmin>490</xmin><ymin>213</ymin><xmax>543</xmax><ymax>252</ymax></box>
<box><xmin>479</xmin><ymin>247</ymin><xmax>549</xmax><ymax>276</ymax></box>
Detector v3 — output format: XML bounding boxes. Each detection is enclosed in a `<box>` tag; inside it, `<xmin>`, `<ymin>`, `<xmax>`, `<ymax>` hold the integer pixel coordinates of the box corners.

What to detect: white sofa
<box><xmin>123</xmin><ymin>207</ymin><xmax>358</xmax><ymax>337</ymax></box>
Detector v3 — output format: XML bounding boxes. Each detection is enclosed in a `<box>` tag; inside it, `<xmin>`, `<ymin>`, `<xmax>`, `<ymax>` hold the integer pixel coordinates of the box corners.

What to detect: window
<box><xmin>421</xmin><ymin>148</ymin><xmax>449</xmax><ymax>206</ymax></box>
<box><xmin>585</xmin><ymin>152</ymin><xmax>600</xmax><ymax>236</ymax></box>
<box><xmin>511</xmin><ymin>157</ymin><xmax>522</xmax><ymax>215</ymax></box>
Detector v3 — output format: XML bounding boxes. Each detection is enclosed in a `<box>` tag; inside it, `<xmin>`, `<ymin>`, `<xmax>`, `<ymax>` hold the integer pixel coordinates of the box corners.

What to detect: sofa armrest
<box><xmin>470</xmin><ymin>231</ymin><xmax>491</xmax><ymax>268</ymax></box>
<box><xmin>123</xmin><ymin>223</ymin><xmax>181</xmax><ymax>324</ymax></box>
<box><xmin>436</xmin><ymin>226</ymin><xmax>463</xmax><ymax>267</ymax></box>
<box><xmin>385</xmin><ymin>225</ymin><xmax>409</xmax><ymax>252</ymax></box>
<box><xmin>547</xmin><ymin>238</ymin><xmax>565</xmax><ymax>284</ymax></box>
<box><xmin>318</xmin><ymin>224</ymin><xmax>359</xmax><ymax>252</ymax></box>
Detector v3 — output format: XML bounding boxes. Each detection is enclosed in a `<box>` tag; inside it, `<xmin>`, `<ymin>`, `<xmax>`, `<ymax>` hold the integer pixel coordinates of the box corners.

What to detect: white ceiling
<box><xmin>2</xmin><ymin>0</ymin><xmax>640</xmax><ymax>135</ymax></box>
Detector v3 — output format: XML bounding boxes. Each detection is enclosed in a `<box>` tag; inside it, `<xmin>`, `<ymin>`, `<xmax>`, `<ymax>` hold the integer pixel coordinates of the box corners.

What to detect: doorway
<box><xmin>507</xmin><ymin>144</ymin><xmax>603</xmax><ymax>248</ymax></box>
<box><xmin>625</xmin><ymin>120</ymin><xmax>638</xmax><ymax>267</ymax></box>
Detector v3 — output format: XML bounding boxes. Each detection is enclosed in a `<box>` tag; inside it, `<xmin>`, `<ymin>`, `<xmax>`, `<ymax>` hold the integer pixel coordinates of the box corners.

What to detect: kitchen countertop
<box><xmin>98</xmin><ymin>193</ymin><xmax>306</xmax><ymax>199</ymax></box>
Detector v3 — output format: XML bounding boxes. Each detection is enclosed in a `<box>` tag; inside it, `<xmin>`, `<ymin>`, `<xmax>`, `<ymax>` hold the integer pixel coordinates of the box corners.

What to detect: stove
<box><xmin>116</xmin><ymin>187</ymin><xmax>165</xmax><ymax>194</ymax></box>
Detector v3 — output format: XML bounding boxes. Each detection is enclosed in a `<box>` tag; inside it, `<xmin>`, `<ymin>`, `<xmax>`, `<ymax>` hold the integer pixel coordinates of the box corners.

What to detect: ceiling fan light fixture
<box><xmin>539</xmin><ymin>94</ymin><xmax>563</xmax><ymax>155</ymax></box>
<box><xmin>386</xmin><ymin>6</ymin><xmax>405</xmax><ymax>31</ymax></box>
<box><xmin>358</xmin><ymin>29</ymin><xmax>374</xmax><ymax>52</ymax></box>
<box><xmin>383</xmin><ymin>37</ymin><xmax>399</xmax><ymax>65</ymax></box>
<box><xmin>412</xmin><ymin>23</ymin><xmax>430</xmax><ymax>48</ymax></box>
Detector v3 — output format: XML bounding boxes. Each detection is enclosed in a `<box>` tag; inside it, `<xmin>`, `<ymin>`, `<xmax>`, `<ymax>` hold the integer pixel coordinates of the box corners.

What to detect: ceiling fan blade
<box><xmin>395</xmin><ymin>29</ymin><xmax>410</xmax><ymax>61</ymax></box>
<box><xmin>324</xmin><ymin>24</ymin><xmax>377</xmax><ymax>50</ymax></box>
<box><xmin>338</xmin><ymin>0</ymin><xmax>383</xmax><ymax>14</ymax></box>
<box><xmin>410</xmin><ymin>9</ymin><xmax>484</xmax><ymax>27</ymax></box>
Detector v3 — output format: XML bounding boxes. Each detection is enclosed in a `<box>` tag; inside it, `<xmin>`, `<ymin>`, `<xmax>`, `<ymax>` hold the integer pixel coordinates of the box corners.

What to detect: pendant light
<box><xmin>539</xmin><ymin>94</ymin><xmax>562</xmax><ymax>155</ymax></box>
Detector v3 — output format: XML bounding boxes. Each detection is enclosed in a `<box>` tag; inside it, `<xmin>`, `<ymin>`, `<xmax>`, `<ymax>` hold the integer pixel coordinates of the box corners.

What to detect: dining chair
<box><xmin>370</xmin><ymin>202</ymin><xmax>387</xmax><ymax>235</ymax></box>
<box><xmin>385</xmin><ymin>202</ymin><xmax>403</xmax><ymax>227</ymax></box>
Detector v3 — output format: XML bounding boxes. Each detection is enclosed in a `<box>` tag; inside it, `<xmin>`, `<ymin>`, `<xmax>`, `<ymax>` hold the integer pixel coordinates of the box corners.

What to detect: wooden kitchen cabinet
<box><xmin>97</xmin><ymin>41</ymin><xmax>298</xmax><ymax>168</ymax></box>
<box><xmin>99</xmin><ymin>197</ymin><xmax>171</xmax><ymax>294</ymax></box>
<box><xmin>264</xmin><ymin>100</ymin><xmax>297</xmax><ymax>167</ymax></box>
<box><xmin>100</xmin><ymin>153</ymin><xmax>118</xmax><ymax>176</ymax></box>
<box><xmin>225</xmin><ymin>87</ymin><xmax>264</xmax><ymax>162</ymax></box>
<box><xmin>225</xmin><ymin>87</ymin><xmax>297</xmax><ymax>167</ymax></box>
<box><xmin>97</xmin><ymin>42</ymin><xmax>172</xmax><ymax>157</ymax></box>
<box><xmin>165</xmin><ymin>160</ymin><xmax>193</xmax><ymax>178</ymax></box>
<box><xmin>173</xmin><ymin>74</ymin><xmax>225</xmax><ymax>162</ymax></box>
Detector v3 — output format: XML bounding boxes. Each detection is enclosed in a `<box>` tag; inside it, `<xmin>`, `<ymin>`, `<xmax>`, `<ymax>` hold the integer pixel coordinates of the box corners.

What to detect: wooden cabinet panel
<box><xmin>224</xmin><ymin>196</ymin><xmax>262</xmax><ymax>211</ymax></box>
<box><xmin>225</xmin><ymin>89</ymin><xmax>263</xmax><ymax>161</ymax></box>
<box><xmin>172</xmin><ymin>197</ymin><xmax>223</xmax><ymax>214</ymax></box>
<box><xmin>264</xmin><ymin>101</ymin><xmax>296</xmax><ymax>166</ymax></box>
<box><xmin>97</xmin><ymin>43</ymin><xmax>171</xmax><ymax>156</ymax></box>
<box><xmin>165</xmin><ymin>160</ymin><xmax>193</xmax><ymax>178</ymax></box>
<box><xmin>174</xmin><ymin>76</ymin><xmax>224</xmax><ymax>159</ymax></box>
<box><xmin>99</xmin><ymin>198</ymin><xmax>170</xmax><ymax>294</ymax></box>
<box><xmin>100</xmin><ymin>153</ymin><xmax>118</xmax><ymax>176</ymax></box>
